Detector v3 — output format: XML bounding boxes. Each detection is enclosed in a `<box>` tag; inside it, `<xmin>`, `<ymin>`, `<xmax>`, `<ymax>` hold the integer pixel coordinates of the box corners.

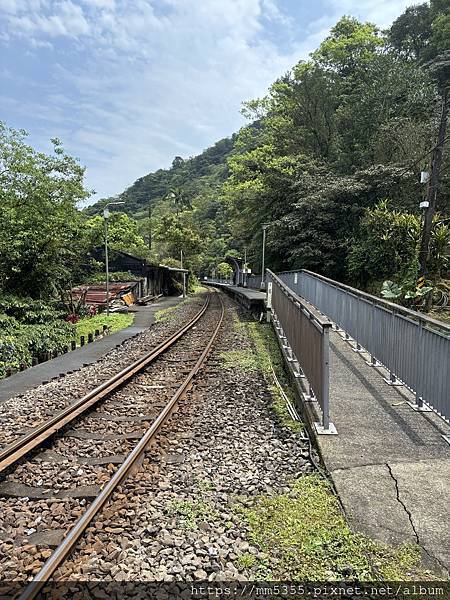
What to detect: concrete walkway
<box><xmin>0</xmin><ymin>296</ymin><xmax>184</xmax><ymax>404</ymax></box>
<box><xmin>205</xmin><ymin>282</ymin><xmax>266</xmax><ymax>313</ymax></box>
<box><xmin>315</xmin><ymin>331</ymin><xmax>450</xmax><ymax>574</ymax></box>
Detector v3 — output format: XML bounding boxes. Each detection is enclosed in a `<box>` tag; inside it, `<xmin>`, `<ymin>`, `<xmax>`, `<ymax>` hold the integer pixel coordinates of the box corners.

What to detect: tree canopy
<box><xmin>3</xmin><ymin>1</ymin><xmax>449</xmax><ymax>304</ymax></box>
<box><xmin>0</xmin><ymin>123</ymin><xmax>91</xmax><ymax>297</ymax></box>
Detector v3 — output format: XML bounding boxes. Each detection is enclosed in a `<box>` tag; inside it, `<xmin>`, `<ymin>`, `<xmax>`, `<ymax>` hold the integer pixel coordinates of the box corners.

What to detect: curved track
<box><xmin>0</xmin><ymin>290</ymin><xmax>224</xmax><ymax>599</ymax></box>
<box><xmin>0</xmin><ymin>293</ymin><xmax>211</xmax><ymax>475</ymax></box>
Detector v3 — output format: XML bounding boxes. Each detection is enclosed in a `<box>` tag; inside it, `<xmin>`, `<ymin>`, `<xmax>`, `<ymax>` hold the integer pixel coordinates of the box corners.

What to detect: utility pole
<box><xmin>103</xmin><ymin>201</ymin><xmax>125</xmax><ymax>317</ymax></box>
<box><xmin>180</xmin><ymin>250</ymin><xmax>186</xmax><ymax>298</ymax></box>
<box><xmin>104</xmin><ymin>215</ymin><xmax>109</xmax><ymax>316</ymax></box>
<box><xmin>261</xmin><ymin>223</ymin><xmax>269</xmax><ymax>289</ymax></box>
<box><xmin>418</xmin><ymin>80</ymin><xmax>449</xmax><ymax>276</ymax></box>
<box><xmin>148</xmin><ymin>203</ymin><xmax>152</xmax><ymax>251</ymax></box>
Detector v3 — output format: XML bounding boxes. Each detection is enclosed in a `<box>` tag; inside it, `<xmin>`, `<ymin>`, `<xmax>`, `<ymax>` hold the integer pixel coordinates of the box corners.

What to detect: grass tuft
<box><xmin>167</xmin><ymin>499</ymin><xmax>214</xmax><ymax>530</ymax></box>
<box><xmin>219</xmin><ymin>348</ymin><xmax>259</xmax><ymax>372</ymax></box>
<box><xmin>230</xmin><ymin>312</ymin><xmax>302</xmax><ymax>432</ymax></box>
<box><xmin>75</xmin><ymin>313</ymin><xmax>133</xmax><ymax>346</ymax></box>
<box><xmin>243</xmin><ymin>475</ymin><xmax>433</xmax><ymax>581</ymax></box>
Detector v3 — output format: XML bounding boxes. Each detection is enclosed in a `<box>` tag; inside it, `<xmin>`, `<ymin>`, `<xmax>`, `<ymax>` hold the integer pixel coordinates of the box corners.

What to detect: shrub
<box><xmin>22</xmin><ymin>322</ymin><xmax>75</xmax><ymax>357</ymax></box>
<box><xmin>0</xmin><ymin>294</ymin><xmax>63</xmax><ymax>324</ymax></box>
<box><xmin>0</xmin><ymin>321</ymin><xmax>75</xmax><ymax>378</ymax></box>
<box><xmin>0</xmin><ymin>314</ymin><xmax>22</xmax><ymax>335</ymax></box>
<box><xmin>82</xmin><ymin>271</ymin><xmax>137</xmax><ymax>284</ymax></box>
<box><xmin>0</xmin><ymin>335</ymin><xmax>32</xmax><ymax>377</ymax></box>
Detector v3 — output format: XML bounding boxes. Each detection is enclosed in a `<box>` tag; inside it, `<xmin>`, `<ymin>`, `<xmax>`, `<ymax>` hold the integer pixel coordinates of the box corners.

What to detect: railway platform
<box><xmin>204</xmin><ymin>281</ymin><xmax>266</xmax><ymax>314</ymax></box>
<box><xmin>0</xmin><ymin>295</ymin><xmax>184</xmax><ymax>404</ymax></box>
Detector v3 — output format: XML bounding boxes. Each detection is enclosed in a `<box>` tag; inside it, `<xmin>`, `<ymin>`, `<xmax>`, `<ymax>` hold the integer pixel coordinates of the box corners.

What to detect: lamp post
<box><xmin>243</xmin><ymin>248</ymin><xmax>248</xmax><ymax>288</ymax></box>
<box><xmin>180</xmin><ymin>250</ymin><xmax>186</xmax><ymax>298</ymax></box>
<box><xmin>103</xmin><ymin>201</ymin><xmax>125</xmax><ymax>317</ymax></box>
<box><xmin>261</xmin><ymin>223</ymin><xmax>270</xmax><ymax>289</ymax></box>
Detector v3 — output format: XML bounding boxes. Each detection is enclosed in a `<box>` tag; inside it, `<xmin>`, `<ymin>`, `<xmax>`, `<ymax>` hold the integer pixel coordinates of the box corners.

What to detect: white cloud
<box><xmin>0</xmin><ymin>0</ymin><xmax>418</xmax><ymax>199</ymax></box>
<box><xmin>328</xmin><ymin>0</ymin><xmax>415</xmax><ymax>28</ymax></box>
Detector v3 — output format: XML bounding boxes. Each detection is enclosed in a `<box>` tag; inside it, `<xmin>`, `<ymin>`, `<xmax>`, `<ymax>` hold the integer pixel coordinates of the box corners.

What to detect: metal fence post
<box><xmin>384</xmin><ymin>309</ymin><xmax>403</xmax><ymax>387</ymax></box>
<box><xmin>314</xmin><ymin>325</ymin><xmax>337</xmax><ymax>435</ymax></box>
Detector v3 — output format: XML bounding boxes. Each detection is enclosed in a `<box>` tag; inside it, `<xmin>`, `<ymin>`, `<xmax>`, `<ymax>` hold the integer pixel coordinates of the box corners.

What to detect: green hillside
<box><xmin>83</xmin><ymin>3</ymin><xmax>449</xmax><ymax>299</ymax></box>
<box><xmin>84</xmin><ymin>135</ymin><xmax>235</xmax><ymax>220</ymax></box>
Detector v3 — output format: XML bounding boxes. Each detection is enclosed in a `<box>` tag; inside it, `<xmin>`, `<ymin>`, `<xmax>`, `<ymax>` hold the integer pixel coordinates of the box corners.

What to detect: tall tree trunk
<box><xmin>418</xmin><ymin>85</ymin><xmax>449</xmax><ymax>276</ymax></box>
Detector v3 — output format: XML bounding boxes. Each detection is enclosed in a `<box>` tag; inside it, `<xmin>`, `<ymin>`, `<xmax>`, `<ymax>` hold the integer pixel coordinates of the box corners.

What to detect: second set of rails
<box><xmin>0</xmin><ymin>289</ymin><xmax>224</xmax><ymax>598</ymax></box>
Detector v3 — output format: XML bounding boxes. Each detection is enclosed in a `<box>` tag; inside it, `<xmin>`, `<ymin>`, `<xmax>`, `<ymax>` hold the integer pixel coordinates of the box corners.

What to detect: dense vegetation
<box><xmin>1</xmin><ymin>1</ymin><xmax>449</xmax><ymax>314</ymax></box>
<box><xmin>83</xmin><ymin>1</ymin><xmax>449</xmax><ymax>303</ymax></box>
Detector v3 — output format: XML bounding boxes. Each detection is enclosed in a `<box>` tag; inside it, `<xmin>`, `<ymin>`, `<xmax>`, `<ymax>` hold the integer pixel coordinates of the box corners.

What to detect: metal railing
<box><xmin>267</xmin><ymin>270</ymin><xmax>334</xmax><ymax>433</ymax></box>
<box><xmin>246</xmin><ymin>274</ymin><xmax>262</xmax><ymax>289</ymax></box>
<box><xmin>277</xmin><ymin>269</ymin><xmax>450</xmax><ymax>423</ymax></box>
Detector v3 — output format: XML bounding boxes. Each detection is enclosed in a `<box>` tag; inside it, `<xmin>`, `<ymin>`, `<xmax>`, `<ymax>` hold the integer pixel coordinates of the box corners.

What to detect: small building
<box><xmin>79</xmin><ymin>249</ymin><xmax>189</xmax><ymax>306</ymax></box>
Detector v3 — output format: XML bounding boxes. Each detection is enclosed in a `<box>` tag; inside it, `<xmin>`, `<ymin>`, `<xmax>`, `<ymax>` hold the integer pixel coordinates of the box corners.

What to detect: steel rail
<box><xmin>0</xmin><ymin>293</ymin><xmax>211</xmax><ymax>475</ymax></box>
<box><xmin>19</xmin><ymin>291</ymin><xmax>224</xmax><ymax>600</ymax></box>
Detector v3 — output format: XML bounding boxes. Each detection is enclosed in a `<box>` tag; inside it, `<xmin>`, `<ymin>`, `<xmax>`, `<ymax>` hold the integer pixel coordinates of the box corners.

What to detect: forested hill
<box><xmin>84</xmin><ymin>135</ymin><xmax>235</xmax><ymax>220</ymax></box>
<box><xmin>84</xmin><ymin>1</ymin><xmax>449</xmax><ymax>303</ymax></box>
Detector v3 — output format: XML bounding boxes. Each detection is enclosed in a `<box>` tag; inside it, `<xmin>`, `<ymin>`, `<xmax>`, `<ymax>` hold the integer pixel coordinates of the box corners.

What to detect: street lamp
<box><xmin>261</xmin><ymin>223</ymin><xmax>270</xmax><ymax>289</ymax></box>
<box><xmin>180</xmin><ymin>249</ymin><xmax>186</xmax><ymax>299</ymax></box>
<box><xmin>103</xmin><ymin>201</ymin><xmax>125</xmax><ymax>317</ymax></box>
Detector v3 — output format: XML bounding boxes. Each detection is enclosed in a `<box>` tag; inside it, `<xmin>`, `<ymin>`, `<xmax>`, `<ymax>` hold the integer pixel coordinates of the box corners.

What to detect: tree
<box><xmin>312</xmin><ymin>16</ymin><xmax>383</xmax><ymax>75</ymax></box>
<box><xmin>418</xmin><ymin>51</ymin><xmax>450</xmax><ymax>275</ymax></box>
<box><xmin>389</xmin><ymin>4</ymin><xmax>433</xmax><ymax>59</ymax></box>
<box><xmin>388</xmin><ymin>1</ymin><xmax>450</xmax><ymax>61</ymax></box>
<box><xmin>154</xmin><ymin>213</ymin><xmax>203</xmax><ymax>270</ymax></box>
<box><xmin>216</xmin><ymin>262</ymin><xmax>233</xmax><ymax>280</ymax></box>
<box><xmin>85</xmin><ymin>212</ymin><xmax>149</xmax><ymax>258</ymax></box>
<box><xmin>166</xmin><ymin>187</ymin><xmax>192</xmax><ymax>215</ymax></box>
<box><xmin>0</xmin><ymin>123</ymin><xmax>91</xmax><ymax>297</ymax></box>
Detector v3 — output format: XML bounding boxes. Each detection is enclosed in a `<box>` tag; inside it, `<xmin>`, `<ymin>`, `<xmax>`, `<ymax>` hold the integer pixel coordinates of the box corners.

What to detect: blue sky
<box><xmin>0</xmin><ymin>0</ymin><xmax>415</xmax><ymax>203</ymax></box>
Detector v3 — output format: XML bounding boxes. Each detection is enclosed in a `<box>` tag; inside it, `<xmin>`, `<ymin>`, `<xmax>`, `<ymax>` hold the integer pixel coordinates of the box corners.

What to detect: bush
<box><xmin>82</xmin><ymin>271</ymin><xmax>138</xmax><ymax>284</ymax></box>
<box><xmin>0</xmin><ymin>320</ymin><xmax>75</xmax><ymax>378</ymax></box>
<box><xmin>0</xmin><ymin>335</ymin><xmax>32</xmax><ymax>377</ymax></box>
<box><xmin>0</xmin><ymin>314</ymin><xmax>22</xmax><ymax>335</ymax></box>
<box><xmin>0</xmin><ymin>294</ymin><xmax>63</xmax><ymax>324</ymax></box>
<box><xmin>22</xmin><ymin>322</ymin><xmax>76</xmax><ymax>357</ymax></box>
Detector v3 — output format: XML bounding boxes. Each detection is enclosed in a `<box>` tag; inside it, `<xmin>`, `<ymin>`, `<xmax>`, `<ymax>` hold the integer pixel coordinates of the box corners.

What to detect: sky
<box><xmin>0</xmin><ymin>0</ymin><xmax>416</xmax><ymax>203</ymax></box>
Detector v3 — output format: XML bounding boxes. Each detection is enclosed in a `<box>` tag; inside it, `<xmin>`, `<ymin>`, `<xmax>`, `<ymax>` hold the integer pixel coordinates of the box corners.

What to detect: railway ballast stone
<box><xmin>59</xmin><ymin>296</ymin><xmax>311</xmax><ymax>582</ymax></box>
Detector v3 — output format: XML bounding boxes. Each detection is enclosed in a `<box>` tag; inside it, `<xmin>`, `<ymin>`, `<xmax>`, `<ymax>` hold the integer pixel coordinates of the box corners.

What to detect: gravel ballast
<box><xmin>52</xmin><ymin>295</ymin><xmax>312</xmax><ymax>584</ymax></box>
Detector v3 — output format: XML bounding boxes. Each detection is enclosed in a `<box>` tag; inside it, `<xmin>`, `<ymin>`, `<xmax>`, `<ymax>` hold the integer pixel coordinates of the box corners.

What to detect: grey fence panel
<box><xmin>267</xmin><ymin>270</ymin><xmax>333</xmax><ymax>429</ymax></box>
<box><xmin>420</xmin><ymin>327</ymin><xmax>450</xmax><ymax>419</ymax></box>
<box><xmin>276</xmin><ymin>269</ymin><xmax>450</xmax><ymax>423</ymax></box>
<box><xmin>246</xmin><ymin>274</ymin><xmax>262</xmax><ymax>289</ymax></box>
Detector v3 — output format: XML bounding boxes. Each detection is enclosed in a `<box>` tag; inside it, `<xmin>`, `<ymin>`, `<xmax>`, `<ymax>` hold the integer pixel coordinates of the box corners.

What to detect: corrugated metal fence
<box><xmin>267</xmin><ymin>270</ymin><xmax>334</xmax><ymax>431</ymax></box>
<box><xmin>278</xmin><ymin>269</ymin><xmax>450</xmax><ymax>423</ymax></box>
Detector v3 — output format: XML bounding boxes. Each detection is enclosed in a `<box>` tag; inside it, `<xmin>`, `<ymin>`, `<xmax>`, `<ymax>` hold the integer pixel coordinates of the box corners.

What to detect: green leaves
<box><xmin>381</xmin><ymin>280</ymin><xmax>404</xmax><ymax>299</ymax></box>
<box><xmin>85</xmin><ymin>212</ymin><xmax>149</xmax><ymax>258</ymax></box>
<box><xmin>0</xmin><ymin>122</ymin><xmax>91</xmax><ymax>297</ymax></box>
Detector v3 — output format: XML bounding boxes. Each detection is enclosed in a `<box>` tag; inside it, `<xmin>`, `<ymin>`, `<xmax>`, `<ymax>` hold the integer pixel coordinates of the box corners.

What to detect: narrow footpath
<box><xmin>0</xmin><ymin>296</ymin><xmax>184</xmax><ymax>404</ymax></box>
<box><xmin>321</xmin><ymin>331</ymin><xmax>450</xmax><ymax>573</ymax></box>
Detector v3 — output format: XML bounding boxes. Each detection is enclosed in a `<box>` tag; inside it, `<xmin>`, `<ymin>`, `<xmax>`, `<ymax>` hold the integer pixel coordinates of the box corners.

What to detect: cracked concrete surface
<box><xmin>311</xmin><ymin>331</ymin><xmax>450</xmax><ymax>575</ymax></box>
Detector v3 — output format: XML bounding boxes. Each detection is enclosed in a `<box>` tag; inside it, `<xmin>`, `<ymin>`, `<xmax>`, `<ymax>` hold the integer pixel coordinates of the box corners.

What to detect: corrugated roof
<box><xmin>72</xmin><ymin>282</ymin><xmax>138</xmax><ymax>307</ymax></box>
<box><xmin>159</xmin><ymin>264</ymin><xmax>189</xmax><ymax>274</ymax></box>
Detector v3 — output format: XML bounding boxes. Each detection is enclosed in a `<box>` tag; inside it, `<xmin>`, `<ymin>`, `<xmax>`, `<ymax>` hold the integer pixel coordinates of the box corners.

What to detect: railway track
<box><xmin>0</xmin><ymin>289</ymin><xmax>224</xmax><ymax>598</ymax></box>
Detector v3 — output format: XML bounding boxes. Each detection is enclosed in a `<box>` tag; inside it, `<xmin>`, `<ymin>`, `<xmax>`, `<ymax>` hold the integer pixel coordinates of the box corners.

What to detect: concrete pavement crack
<box><xmin>385</xmin><ymin>462</ymin><xmax>448</xmax><ymax>575</ymax></box>
<box><xmin>385</xmin><ymin>462</ymin><xmax>419</xmax><ymax>544</ymax></box>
